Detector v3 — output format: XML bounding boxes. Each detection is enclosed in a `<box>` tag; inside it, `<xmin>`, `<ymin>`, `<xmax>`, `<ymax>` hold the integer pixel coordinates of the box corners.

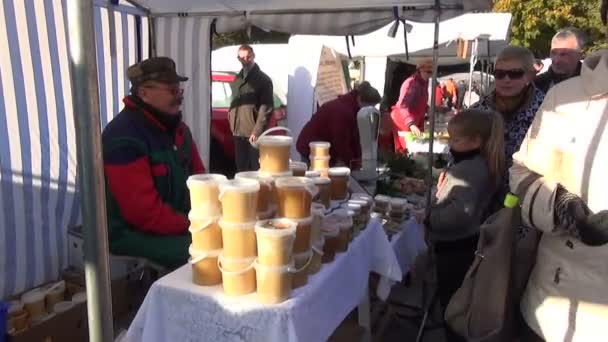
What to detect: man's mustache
<box><xmin>172</xmin><ymin>97</ymin><xmax>183</xmax><ymax>107</ymax></box>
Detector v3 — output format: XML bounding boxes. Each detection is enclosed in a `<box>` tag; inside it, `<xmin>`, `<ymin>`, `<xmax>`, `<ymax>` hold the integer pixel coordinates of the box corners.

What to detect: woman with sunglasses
<box><xmin>471</xmin><ymin>46</ymin><xmax>545</xmax><ymax>199</ymax></box>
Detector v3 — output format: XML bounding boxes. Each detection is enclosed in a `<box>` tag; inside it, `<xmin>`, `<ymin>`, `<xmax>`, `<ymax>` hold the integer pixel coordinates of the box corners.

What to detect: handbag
<box><xmin>444</xmin><ymin>176</ymin><xmax>541</xmax><ymax>341</ymax></box>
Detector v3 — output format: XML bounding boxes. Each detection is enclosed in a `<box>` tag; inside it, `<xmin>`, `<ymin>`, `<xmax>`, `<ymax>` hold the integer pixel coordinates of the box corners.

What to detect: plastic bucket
<box><xmin>292</xmin><ymin>250</ymin><xmax>313</xmax><ymax>289</ymax></box>
<box><xmin>235</xmin><ymin>171</ymin><xmax>275</xmax><ymax>213</ymax></box>
<box><xmin>256</xmin><ymin>128</ymin><xmax>293</xmax><ymax>173</ymax></box>
<box><xmin>219</xmin><ymin>220</ymin><xmax>257</xmax><ymax>259</ymax></box>
<box><xmin>254</xmin><ymin>260</ymin><xmax>295</xmax><ymax>304</ymax></box>
<box><xmin>328</xmin><ymin>167</ymin><xmax>351</xmax><ymax>200</ymax></box>
<box><xmin>313</xmin><ymin>177</ymin><xmax>331</xmax><ymax>209</ymax></box>
<box><xmin>43</xmin><ymin>281</ymin><xmax>65</xmax><ymax>312</ymax></box>
<box><xmin>373</xmin><ymin>195</ymin><xmax>391</xmax><ymax>212</ymax></box>
<box><xmin>21</xmin><ymin>289</ymin><xmax>46</xmax><ymax>319</ymax></box>
<box><xmin>290</xmin><ymin>161</ymin><xmax>308</xmax><ymax>177</ymax></box>
<box><xmin>275</xmin><ymin>177</ymin><xmax>317</xmax><ymax>219</ymax></box>
<box><xmin>189</xmin><ymin>214</ymin><xmax>223</xmax><ymax>251</ymax></box>
<box><xmin>321</xmin><ymin>224</ymin><xmax>340</xmax><ymax>263</ymax></box>
<box><xmin>310</xmin><ymin>156</ymin><xmax>330</xmax><ymax>171</ymax></box>
<box><xmin>331</xmin><ymin>209</ymin><xmax>355</xmax><ymax>247</ymax></box>
<box><xmin>309</xmin><ymin>141</ymin><xmax>330</xmax><ymax>157</ymax></box>
<box><xmin>255</xmin><ymin>218</ymin><xmax>297</xmax><ymax>266</ymax></box>
<box><xmin>218</xmin><ymin>254</ymin><xmax>256</xmax><ymax>296</ymax></box>
<box><xmin>390</xmin><ymin>197</ymin><xmax>409</xmax><ymax>214</ymax></box>
<box><xmin>188</xmin><ymin>247</ymin><xmax>222</xmax><ymax>286</ymax></box>
<box><xmin>186</xmin><ymin>174</ymin><xmax>227</xmax><ymax>217</ymax></box>
<box><xmin>309</xmin><ymin>238</ymin><xmax>325</xmax><ymax>274</ymax></box>
<box><xmin>219</xmin><ymin>179</ymin><xmax>260</xmax><ymax>223</ymax></box>
<box><xmin>291</xmin><ymin>216</ymin><xmax>313</xmax><ymax>254</ymax></box>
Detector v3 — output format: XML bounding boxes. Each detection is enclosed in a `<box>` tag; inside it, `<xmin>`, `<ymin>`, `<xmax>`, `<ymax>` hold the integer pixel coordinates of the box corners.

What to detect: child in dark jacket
<box><xmin>427</xmin><ymin>109</ymin><xmax>505</xmax><ymax>342</ymax></box>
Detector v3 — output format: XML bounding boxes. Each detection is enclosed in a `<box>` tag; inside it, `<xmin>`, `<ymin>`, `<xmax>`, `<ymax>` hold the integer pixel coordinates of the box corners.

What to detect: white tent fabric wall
<box><xmin>154</xmin><ymin>16</ymin><xmax>212</xmax><ymax>168</ymax></box>
<box><xmin>0</xmin><ymin>0</ymin><xmax>149</xmax><ymax>298</ymax></box>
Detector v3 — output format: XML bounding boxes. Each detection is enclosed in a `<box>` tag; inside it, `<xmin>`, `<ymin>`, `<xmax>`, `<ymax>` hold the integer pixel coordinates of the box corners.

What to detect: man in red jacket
<box><xmin>296</xmin><ymin>82</ymin><xmax>381</xmax><ymax>169</ymax></box>
<box><xmin>391</xmin><ymin>58</ymin><xmax>433</xmax><ymax>153</ymax></box>
<box><xmin>102</xmin><ymin>57</ymin><xmax>205</xmax><ymax>268</ymax></box>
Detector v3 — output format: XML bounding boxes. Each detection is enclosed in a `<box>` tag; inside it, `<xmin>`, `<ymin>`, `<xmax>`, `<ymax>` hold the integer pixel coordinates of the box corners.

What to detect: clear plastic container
<box><xmin>219</xmin><ymin>220</ymin><xmax>257</xmax><ymax>259</ymax></box>
<box><xmin>310</xmin><ymin>156</ymin><xmax>330</xmax><ymax>171</ymax></box>
<box><xmin>189</xmin><ymin>214</ymin><xmax>223</xmax><ymax>251</ymax></box>
<box><xmin>189</xmin><ymin>247</ymin><xmax>223</xmax><ymax>286</ymax></box>
<box><xmin>218</xmin><ymin>178</ymin><xmax>260</xmax><ymax>223</ymax></box>
<box><xmin>275</xmin><ymin>177</ymin><xmax>317</xmax><ymax>219</ymax></box>
<box><xmin>255</xmin><ymin>218</ymin><xmax>297</xmax><ymax>266</ymax></box>
<box><xmin>313</xmin><ymin>177</ymin><xmax>331</xmax><ymax>209</ymax></box>
<box><xmin>254</xmin><ymin>260</ymin><xmax>294</xmax><ymax>304</ymax></box>
<box><xmin>235</xmin><ymin>171</ymin><xmax>275</xmax><ymax>213</ymax></box>
<box><xmin>309</xmin><ymin>141</ymin><xmax>330</xmax><ymax>157</ymax></box>
<box><xmin>258</xmin><ymin>135</ymin><xmax>293</xmax><ymax>173</ymax></box>
<box><xmin>290</xmin><ymin>161</ymin><xmax>308</xmax><ymax>177</ymax></box>
<box><xmin>309</xmin><ymin>237</ymin><xmax>325</xmax><ymax>274</ymax></box>
<box><xmin>291</xmin><ymin>216</ymin><xmax>314</xmax><ymax>254</ymax></box>
<box><xmin>218</xmin><ymin>253</ymin><xmax>256</xmax><ymax>296</ymax></box>
<box><xmin>186</xmin><ymin>174</ymin><xmax>227</xmax><ymax>217</ymax></box>
<box><xmin>292</xmin><ymin>250</ymin><xmax>313</xmax><ymax>289</ymax></box>
<box><xmin>328</xmin><ymin>167</ymin><xmax>351</xmax><ymax>200</ymax></box>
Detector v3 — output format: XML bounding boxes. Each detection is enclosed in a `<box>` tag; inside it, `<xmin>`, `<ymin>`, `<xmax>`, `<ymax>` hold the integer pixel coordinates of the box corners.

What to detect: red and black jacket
<box><xmin>102</xmin><ymin>96</ymin><xmax>205</xmax><ymax>249</ymax></box>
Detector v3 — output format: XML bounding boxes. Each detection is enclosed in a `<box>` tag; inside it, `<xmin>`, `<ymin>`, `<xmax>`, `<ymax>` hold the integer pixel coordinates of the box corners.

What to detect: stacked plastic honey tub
<box><xmin>309</xmin><ymin>141</ymin><xmax>331</xmax><ymax>177</ymax></box>
<box><xmin>186</xmin><ymin>174</ymin><xmax>228</xmax><ymax>287</ymax></box>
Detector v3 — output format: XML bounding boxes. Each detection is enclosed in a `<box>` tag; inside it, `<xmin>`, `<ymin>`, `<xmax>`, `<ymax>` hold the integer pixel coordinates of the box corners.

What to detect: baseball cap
<box><xmin>127</xmin><ymin>57</ymin><xmax>188</xmax><ymax>86</ymax></box>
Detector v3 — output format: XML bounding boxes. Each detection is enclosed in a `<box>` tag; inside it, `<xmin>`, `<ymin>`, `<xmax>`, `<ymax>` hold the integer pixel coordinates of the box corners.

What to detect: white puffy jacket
<box><xmin>510</xmin><ymin>50</ymin><xmax>608</xmax><ymax>342</ymax></box>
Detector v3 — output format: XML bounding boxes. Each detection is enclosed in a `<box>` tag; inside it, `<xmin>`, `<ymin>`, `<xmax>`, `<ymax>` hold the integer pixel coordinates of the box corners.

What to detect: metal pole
<box><xmin>424</xmin><ymin>5</ymin><xmax>441</xmax><ymax>218</ymax></box>
<box><xmin>66</xmin><ymin>1</ymin><xmax>114</xmax><ymax>341</ymax></box>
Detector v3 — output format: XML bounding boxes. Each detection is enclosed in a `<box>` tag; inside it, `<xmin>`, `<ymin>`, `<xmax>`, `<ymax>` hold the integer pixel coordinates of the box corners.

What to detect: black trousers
<box><xmin>434</xmin><ymin>234</ymin><xmax>479</xmax><ymax>342</ymax></box>
<box><xmin>233</xmin><ymin>136</ymin><xmax>260</xmax><ymax>172</ymax></box>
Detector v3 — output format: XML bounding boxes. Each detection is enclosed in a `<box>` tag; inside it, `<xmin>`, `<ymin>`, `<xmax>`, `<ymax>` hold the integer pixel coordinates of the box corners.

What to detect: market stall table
<box><xmin>127</xmin><ymin>218</ymin><xmax>401</xmax><ymax>342</ymax></box>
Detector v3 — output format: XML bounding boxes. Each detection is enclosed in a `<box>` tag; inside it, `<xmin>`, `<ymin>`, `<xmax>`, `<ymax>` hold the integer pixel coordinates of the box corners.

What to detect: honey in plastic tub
<box><xmin>43</xmin><ymin>281</ymin><xmax>65</xmax><ymax>312</ymax></box>
<box><xmin>218</xmin><ymin>253</ymin><xmax>256</xmax><ymax>296</ymax></box>
<box><xmin>321</xmin><ymin>224</ymin><xmax>340</xmax><ymax>263</ymax></box>
<box><xmin>290</xmin><ymin>161</ymin><xmax>308</xmax><ymax>177</ymax></box>
<box><xmin>255</xmin><ymin>128</ymin><xmax>293</xmax><ymax>173</ymax></box>
<box><xmin>309</xmin><ymin>237</ymin><xmax>325</xmax><ymax>274</ymax></box>
<box><xmin>235</xmin><ymin>171</ymin><xmax>275</xmax><ymax>213</ymax></box>
<box><xmin>309</xmin><ymin>141</ymin><xmax>330</xmax><ymax>157</ymax></box>
<box><xmin>219</xmin><ymin>178</ymin><xmax>260</xmax><ymax>223</ymax></box>
<box><xmin>254</xmin><ymin>260</ymin><xmax>295</xmax><ymax>304</ymax></box>
<box><xmin>275</xmin><ymin>177</ymin><xmax>317</xmax><ymax>219</ymax></box>
<box><xmin>373</xmin><ymin>194</ymin><xmax>391</xmax><ymax>213</ymax></box>
<box><xmin>310</xmin><ymin>156</ymin><xmax>330</xmax><ymax>171</ymax></box>
<box><xmin>255</xmin><ymin>218</ymin><xmax>297</xmax><ymax>266</ymax></box>
<box><xmin>292</xmin><ymin>250</ymin><xmax>313</xmax><ymax>289</ymax></box>
<box><xmin>327</xmin><ymin>209</ymin><xmax>353</xmax><ymax>251</ymax></box>
<box><xmin>313</xmin><ymin>177</ymin><xmax>331</xmax><ymax>209</ymax></box>
<box><xmin>341</xmin><ymin>202</ymin><xmax>362</xmax><ymax>235</ymax></box>
<box><xmin>189</xmin><ymin>246</ymin><xmax>223</xmax><ymax>286</ymax></box>
<box><xmin>189</xmin><ymin>214</ymin><xmax>223</xmax><ymax>251</ymax></box>
<box><xmin>219</xmin><ymin>220</ymin><xmax>257</xmax><ymax>259</ymax></box>
<box><xmin>21</xmin><ymin>288</ymin><xmax>46</xmax><ymax>319</ymax></box>
<box><xmin>390</xmin><ymin>197</ymin><xmax>409</xmax><ymax>215</ymax></box>
<box><xmin>186</xmin><ymin>174</ymin><xmax>227</xmax><ymax>217</ymax></box>
<box><xmin>291</xmin><ymin>216</ymin><xmax>313</xmax><ymax>253</ymax></box>
<box><xmin>311</xmin><ymin>203</ymin><xmax>326</xmax><ymax>244</ymax></box>
<box><xmin>329</xmin><ymin>167</ymin><xmax>351</xmax><ymax>200</ymax></box>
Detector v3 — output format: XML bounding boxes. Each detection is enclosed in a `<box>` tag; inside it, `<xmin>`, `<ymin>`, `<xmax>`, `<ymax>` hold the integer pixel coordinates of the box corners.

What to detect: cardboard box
<box><xmin>8</xmin><ymin>301</ymin><xmax>88</xmax><ymax>342</ymax></box>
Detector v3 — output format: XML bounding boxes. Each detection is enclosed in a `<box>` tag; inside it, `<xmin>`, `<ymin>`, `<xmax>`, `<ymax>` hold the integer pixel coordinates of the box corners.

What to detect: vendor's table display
<box><xmin>126</xmin><ymin>218</ymin><xmax>401</xmax><ymax>342</ymax></box>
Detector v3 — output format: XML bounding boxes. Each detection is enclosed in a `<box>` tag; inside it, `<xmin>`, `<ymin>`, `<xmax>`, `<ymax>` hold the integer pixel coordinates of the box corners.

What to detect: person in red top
<box><xmin>435</xmin><ymin>82</ymin><xmax>444</xmax><ymax>108</ymax></box>
<box><xmin>296</xmin><ymin>82</ymin><xmax>381</xmax><ymax>168</ymax></box>
<box><xmin>391</xmin><ymin>58</ymin><xmax>433</xmax><ymax>153</ymax></box>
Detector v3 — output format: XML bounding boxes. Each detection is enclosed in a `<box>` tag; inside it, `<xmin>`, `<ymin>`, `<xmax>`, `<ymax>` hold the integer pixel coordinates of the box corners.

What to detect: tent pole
<box><xmin>424</xmin><ymin>6</ymin><xmax>440</xmax><ymax>218</ymax></box>
<box><xmin>66</xmin><ymin>1</ymin><xmax>114</xmax><ymax>342</ymax></box>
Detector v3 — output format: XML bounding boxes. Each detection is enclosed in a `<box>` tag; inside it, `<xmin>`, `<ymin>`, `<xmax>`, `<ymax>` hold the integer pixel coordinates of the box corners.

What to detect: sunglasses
<box><xmin>493</xmin><ymin>69</ymin><xmax>526</xmax><ymax>80</ymax></box>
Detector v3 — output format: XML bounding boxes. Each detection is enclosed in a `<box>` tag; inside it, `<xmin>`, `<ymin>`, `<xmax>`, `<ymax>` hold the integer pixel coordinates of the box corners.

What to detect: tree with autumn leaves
<box><xmin>494</xmin><ymin>0</ymin><xmax>608</xmax><ymax>57</ymax></box>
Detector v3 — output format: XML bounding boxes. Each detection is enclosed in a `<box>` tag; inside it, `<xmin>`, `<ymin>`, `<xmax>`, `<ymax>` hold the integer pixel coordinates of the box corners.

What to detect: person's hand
<box><xmin>437</xmin><ymin>171</ymin><xmax>447</xmax><ymax>192</ymax></box>
<box><xmin>249</xmin><ymin>134</ymin><xmax>257</xmax><ymax>144</ymax></box>
<box><xmin>579</xmin><ymin>211</ymin><xmax>608</xmax><ymax>246</ymax></box>
<box><xmin>410</xmin><ymin>125</ymin><xmax>422</xmax><ymax>137</ymax></box>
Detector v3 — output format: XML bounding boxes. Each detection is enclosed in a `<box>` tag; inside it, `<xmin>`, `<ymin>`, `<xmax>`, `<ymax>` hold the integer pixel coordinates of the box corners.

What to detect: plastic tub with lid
<box><xmin>219</xmin><ymin>219</ymin><xmax>257</xmax><ymax>259</ymax></box>
<box><xmin>328</xmin><ymin>167</ymin><xmax>351</xmax><ymax>200</ymax></box>
<box><xmin>186</xmin><ymin>174</ymin><xmax>227</xmax><ymax>217</ymax></box>
<box><xmin>219</xmin><ymin>179</ymin><xmax>260</xmax><ymax>223</ymax></box>
<box><xmin>275</xmin><ymin>177</ymin><xmax>317</xmax><ymax>219</ymax></box>
<box><xmin>189</xmin><ymin>246</ymin><xmax>223</xmax><ymax>286</ymax></box>
<box><xmin>290</xmin><ymin>216</ymin><xmax>314</xmax><ymax>254</ymax></box>
<box><xmin>189</xmin><ymin>214</ymin><xmax>223</xmax><ymax>251</ymax></box>
<box><xmin>290</xmin><ymin>161</ymin><xmax>308</xmax><ymax>177</ymax></box>
<box><xmin>309</xmin><ymin>141</ymin><xmax>330</xmax><ymax>157</ymax></box>
<box><xmin>255</xmin><ymin>218</ymin><xmax>297</xmax><ymax>266</ymax></box>
<box><xmin>254</xmin><ymin>260</ymin><xmax>295</xmax><ymax>304</ymax></box>
<box><xmin>254</xmin><ymin>127</ymin><xmax>293</xmax><ymax>173</ymax></box>
<box><xmin>235</xmin><ymin>171</ymin><xmax>275</xmax><ymax>213</ymax></box>
<box><xmin>292</xmin><ymin>250</ymin><xmax>313</xmax><ymax>288</ymax></box>
<box><xmin>218</xmin><ymin>253</ymin><xmax>256</xmax><ymax>296</ymax></box>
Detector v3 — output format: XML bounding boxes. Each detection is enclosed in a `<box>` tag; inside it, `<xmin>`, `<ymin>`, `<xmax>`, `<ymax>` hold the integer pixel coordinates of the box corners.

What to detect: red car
<box><xmin>210</xmin><ymin>71</ymin><xmax>287</xmax><ymax>176</ymax></box>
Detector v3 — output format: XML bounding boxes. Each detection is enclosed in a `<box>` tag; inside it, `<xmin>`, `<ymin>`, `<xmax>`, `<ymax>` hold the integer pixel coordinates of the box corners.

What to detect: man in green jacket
<box><xmin>229</xmin><ymin>44</ymin><xmax>274</xmax><ymax>171</ymax></box>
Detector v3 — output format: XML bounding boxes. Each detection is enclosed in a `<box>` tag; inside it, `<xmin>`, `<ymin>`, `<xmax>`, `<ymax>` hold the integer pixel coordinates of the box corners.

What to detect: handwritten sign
<box><xmin>315</xmin><ymin>46</ymin><xmax>348</xmax><ymax>106</ymax></box>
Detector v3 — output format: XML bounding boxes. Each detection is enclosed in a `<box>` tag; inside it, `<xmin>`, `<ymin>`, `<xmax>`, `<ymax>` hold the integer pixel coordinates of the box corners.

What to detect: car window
<box><xmin>211</xmin><ymin>81</ymin><xmax>233</xmax><ymax>108</ymax></box>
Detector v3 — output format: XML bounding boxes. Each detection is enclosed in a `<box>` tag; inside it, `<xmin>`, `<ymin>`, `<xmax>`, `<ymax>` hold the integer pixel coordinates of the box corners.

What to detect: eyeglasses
<box><xmin>493</xmin><ymin>69</ymin><xmax>525</xmax><ymax>80</ymax></box>
<box><xmin>142</xmin><ymin>86</ymin><xmax>184</xmax><ymax>96</ymax></box>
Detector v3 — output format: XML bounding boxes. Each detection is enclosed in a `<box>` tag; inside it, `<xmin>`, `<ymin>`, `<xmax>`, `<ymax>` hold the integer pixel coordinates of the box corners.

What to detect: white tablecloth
<box><xmin>127</xmin><ymin>218</ymin><xmax>401</xmax><ymax>342</ymax></box>
<box><xmin>377</xmin><ymin>218</ymin><xmax>428</xmax><ymax>300</ymax></box>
